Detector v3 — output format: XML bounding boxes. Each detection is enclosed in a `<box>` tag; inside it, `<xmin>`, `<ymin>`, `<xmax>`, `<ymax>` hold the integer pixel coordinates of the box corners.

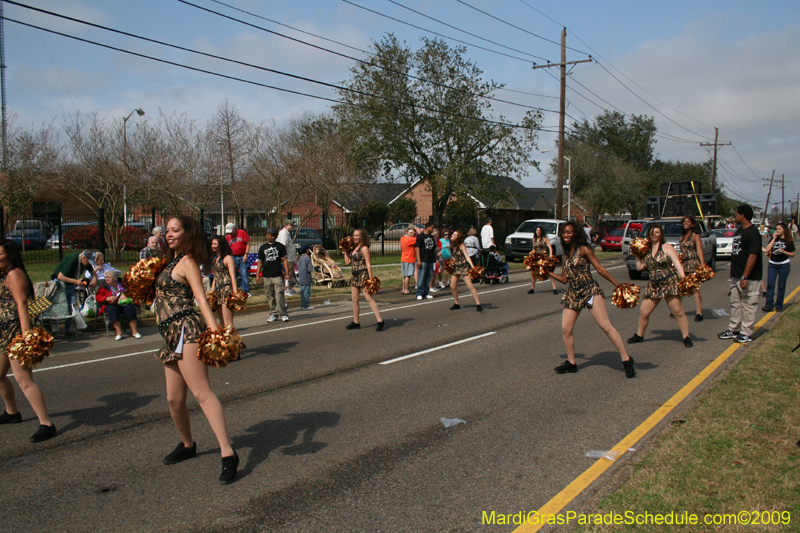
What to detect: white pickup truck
<box><xmin>503</xmin><ymin>219</ymin><xmax>567</xmax><ymax>261</ymax></box>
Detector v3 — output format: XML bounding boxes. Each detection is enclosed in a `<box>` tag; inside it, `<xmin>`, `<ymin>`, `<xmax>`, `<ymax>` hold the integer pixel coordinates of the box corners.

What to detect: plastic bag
<box><xmin>81</xmin><ymin>295</ymin><xmax>97</xmax><ymax>318</ymax></box>
<box><xmin>74</xmin><ymin>311</ymin><xmax>88</xmax><ymax>330</ymax></box>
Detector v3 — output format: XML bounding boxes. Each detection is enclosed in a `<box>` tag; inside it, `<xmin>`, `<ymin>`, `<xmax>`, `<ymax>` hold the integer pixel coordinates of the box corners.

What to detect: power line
<box><xmin>7</xmin><ymin>0</ymin><xmax>557</xmax><ymax>117</ymax></box>
<box><xmin>730</xmin><ymin>143</ymin><xmax>767</xmax><ymax>180</ymax></box>
<box><xmin>340</xmin><ymin>0</ymin><xmax>546</xmax><ymax>62</ymax></box>
<box><xmin>3</xmin><ymin>16</ymin><xmax>559</xmax><ymax>134</ymax></box>
<box><xmin>208</xmin><ymin>0</ymin><xmax>559</xmax><ymax>101</ymax></box>
<box><xmin>454</xmin><ymin>0</ymin><xmax>590</xmax><ymax>56</ymax></box>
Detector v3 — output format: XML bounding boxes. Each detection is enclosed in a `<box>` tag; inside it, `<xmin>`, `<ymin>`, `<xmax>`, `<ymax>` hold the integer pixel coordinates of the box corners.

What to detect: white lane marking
<box><xmin>30</xmin><ymin>264</ymin><xmax>629</xmax><ymax>372</ymax></box>
<box><xmin>31</xmin><ymin>350</ymin><xmax>157</xmax><ymax>373</ymax></box>
<box><xmin>379</xmin><ymin>332</ymin><xmax>497</xmax><ymax>365</ymax></box>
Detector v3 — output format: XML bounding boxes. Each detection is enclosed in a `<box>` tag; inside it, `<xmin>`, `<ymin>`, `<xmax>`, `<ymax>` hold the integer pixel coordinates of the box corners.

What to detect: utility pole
<box><xmin>781</xmin><ymin>173</ymin><xmax>785</xmax><ymax>221</ymax></box>
<box><xmin>700</xmin><ymin>127</ymin><xmax>731</xmax><ymax>192</ymax></box>
<box><xmin>532</xmin><ymin>29</ymin><xmax>591</xmax><ymax>220</ymax></box>
<box><xmin>763</xmin><ymin>170</ymin><xmax>775</xmax><ymax>226</ymax></box>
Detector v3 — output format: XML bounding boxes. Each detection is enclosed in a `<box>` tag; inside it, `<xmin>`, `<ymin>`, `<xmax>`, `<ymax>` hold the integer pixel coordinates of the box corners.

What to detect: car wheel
<box><xmin>628</xmin><ymin>268</ymin><xmax>642</xmax><ymax>280</ymax></box>
<box><xmin>327</xmin><ymin>281</ymin><xmax>334</xmax><ymax>289</ymax></box>
<box><xmin>375</xmin><ymin>234</ymin><xmax>384</xmax><ymax>241</ymax></box>
<box><xmin>709</xmin><ymin>250</ymin><xmax>716</xmax><ymax>270</ymax></box>
<box><xmin>506</xmin><ymin>254</ymin><xmax>514</xmax><ymax>262</ymax></box>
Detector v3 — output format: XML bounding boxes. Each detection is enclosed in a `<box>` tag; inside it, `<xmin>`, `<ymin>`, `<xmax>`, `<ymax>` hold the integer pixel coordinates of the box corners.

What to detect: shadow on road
<box><xmin>576</xmin><ymin>351</ymin><xmax>658</xmax><ymax>374</ymax></box>
<box><xmin>236</xmin><ymin>341</ymin><xmax>299</xmax><ymax>360</ymax></box>
<box><xmin>232</xmin><ymin>411</ymin><xmax>341</xmax><ymax>481</ymax></box>
<box><xmin>52</xmin><ymin>391</ymin><xmax>161</xmax><ymax>435</ymax></box>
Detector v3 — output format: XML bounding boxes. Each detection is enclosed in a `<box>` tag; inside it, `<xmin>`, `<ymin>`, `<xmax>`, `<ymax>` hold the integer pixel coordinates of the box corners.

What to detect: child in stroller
<box><xmin>481</xmin><ymin>245</ymin><xmax>509</xmax><ymax>284</ymax></box>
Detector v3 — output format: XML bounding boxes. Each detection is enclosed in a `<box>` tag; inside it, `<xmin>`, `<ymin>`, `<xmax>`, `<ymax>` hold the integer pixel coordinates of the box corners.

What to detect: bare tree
<box><xmin>208</xmin><ymin>97</ymin><xmax>250</xmax><ymax>223</ymax></box>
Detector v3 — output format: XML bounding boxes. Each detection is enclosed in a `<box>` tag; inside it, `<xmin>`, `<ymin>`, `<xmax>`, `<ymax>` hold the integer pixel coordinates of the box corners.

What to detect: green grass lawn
<box><xmin>574</xmin><ymin>303</ymin><xmax>800</xmax><ymax>532</ymax></box>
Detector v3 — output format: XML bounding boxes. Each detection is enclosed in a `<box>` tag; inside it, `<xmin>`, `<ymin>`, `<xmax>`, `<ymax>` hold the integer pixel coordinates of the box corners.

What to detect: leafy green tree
<box><xmin>334</xmin><ymin>35</ymin><xmax>541</xmax><ymax>225</ymax></box>
<box><xmin>566</xmin><ymin>111</ymin><xmax>657</xmax><ymax>172</ymax></box>
<box><xmin>442</xmin><ymin>198</ymin><xmax>478</xmax><ymax>231</ymax></box>
<box><xmin>389</xmin><ymin>197</ymin><xmax>417</xmax><ymax>223</ymax></box>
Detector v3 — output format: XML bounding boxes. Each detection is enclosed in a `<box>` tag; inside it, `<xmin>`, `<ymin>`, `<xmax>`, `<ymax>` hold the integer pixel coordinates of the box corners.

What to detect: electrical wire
<box><xmin>207</xmin><ymin>0</ymin><xmax>560</xmax><ymax>101</ymax></box>
<box><xmin>2</xmin><ymin>16</ymin><xmax>560</xmax><ymax>134</ymax></box>
<box><xmin>730</xmin><ymin>143</ymin><xmax>768</xmax><ymax>181</ymax></box>
<box><xmin>340</xmin><ymin>0</ymin><xmax>546</xmax><ymax>62</ymax></box>
<box><xmin>6</xmin><ymin>0</ymin><xmax>558</xmax><ymax>116</ymax></box>
<box><xmin>454</xmin><ymin>0</ymin><xmax>590</xmax><ymax>56</ymax></box>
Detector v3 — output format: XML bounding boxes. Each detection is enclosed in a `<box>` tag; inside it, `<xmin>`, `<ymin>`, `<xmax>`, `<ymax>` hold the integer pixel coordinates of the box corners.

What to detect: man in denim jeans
<box><xmin>415</xmin><ymin>221</ymin><xmax>436</xmax><ymax>300</ymax></box>
<box><xmin>225</xmin><ymin>223</ymin><xmax>251</xmax><ymax>295</ymax></box>
<box><xmin>256</xmin><ymin>228</ymin><xmax>290</xmax><ymax>323</ymax></box>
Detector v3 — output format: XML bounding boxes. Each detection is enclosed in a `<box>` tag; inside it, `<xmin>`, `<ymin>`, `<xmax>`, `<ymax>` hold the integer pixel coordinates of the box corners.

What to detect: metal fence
<box><xmin>0</xmin><ymin>203</ymin><xmax>207</xmax><ymax>265</ymax></box>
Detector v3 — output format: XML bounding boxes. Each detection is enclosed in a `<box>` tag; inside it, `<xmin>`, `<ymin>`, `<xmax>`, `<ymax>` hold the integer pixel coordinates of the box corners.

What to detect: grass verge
<box><xmin>575</xmin><ymin>304</ymin><xmax>800</xmax><ymax>532</ymax></box>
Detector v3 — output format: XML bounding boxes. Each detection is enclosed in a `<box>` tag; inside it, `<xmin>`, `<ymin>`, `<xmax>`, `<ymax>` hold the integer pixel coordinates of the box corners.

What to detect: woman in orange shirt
<box><xmin>400</xmin><ymin>227</ymin><xmax>418</xmax><ymax>294</ymax></box>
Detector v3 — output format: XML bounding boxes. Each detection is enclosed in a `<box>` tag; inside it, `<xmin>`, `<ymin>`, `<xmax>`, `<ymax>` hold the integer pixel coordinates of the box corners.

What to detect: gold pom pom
<box><xmin>7</xmin><ymin>327</ymin><xmax>55</xmax><ymax>368</ymax></box>
<box><xmin>224</xmin><ymin>291</ymin><xmax>249</xmax><ymax>312</ymax></box>
<box><xmin>524</xmin><ymin>251</ymin><xmax>559</xmax><ymax>280</ymax></box>
<box><xmin>678</xmin><ymin>252</ymin><xmax>685</xmax><ymax>263</ymax></box>
<box><xmin>695</xmin><ymin>263</ymin><xmax>715</xmax><ymax>283</ymax></box>
<box><xmin>443</xmin><ymin>259</ymin><xmax>455</xmax><ymax>274</ymax></box>
<box><xmin>612</xmin><ymin>283</ymin><xmax>641</xmax><ymax>309</ymax></box>
<box><xmin>468</xmin><ymin>266</ymin><xmax>484</xmax><ymax>281</ymax></box>
<box><xmin>206</xmin><ymin>291</ymin><xmax>219</xmax><ymax>312</ymax></box>
<box><xmin>339</xmin><ymin>236</ymin><xmax>355</xmax><ymax>254</ymax></box>
<box><xmin>122</xmin><ymin>258</ymin><xmax>166</xmax><ymax>306</ymax></box>
<box><xmin>629</xmin><ymin>238</ymin><xmax>651</xmax><ymax>258</ymax></box>
<box><xmin>197</xmin><ymin>324</ymin><xmax>246</xmax><ymax>368</ymax></box>
<box><xmin>678</xmin><ymin>273</ymin><xmax>701</xmax><ymax>297</ymax></box>
<box><xmin>362</xmin><ymin>276</ymin><xmax>381</xmax><ymax>295</ymax></box>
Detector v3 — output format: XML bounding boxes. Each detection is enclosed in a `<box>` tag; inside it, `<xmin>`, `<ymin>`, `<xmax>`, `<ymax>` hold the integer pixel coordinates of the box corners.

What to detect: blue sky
<box><xmin>5</xmin><ymin>0</ymin><xmax>800</xmax><ymax>210</ymax></box>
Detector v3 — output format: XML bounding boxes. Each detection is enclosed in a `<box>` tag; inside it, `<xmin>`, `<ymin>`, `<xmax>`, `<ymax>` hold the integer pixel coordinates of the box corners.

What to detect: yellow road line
<box><xmin>512</xmin><ymin>284</ymin><xmax>800</xmax><ymax>533</ymax></box>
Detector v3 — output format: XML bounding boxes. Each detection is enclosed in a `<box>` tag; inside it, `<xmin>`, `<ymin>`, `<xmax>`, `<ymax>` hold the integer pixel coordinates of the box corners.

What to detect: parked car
<box><xmin>6</xmin><ymin>229</ymin><xmax>49</xmax><ymax>250</ymax></box>
<box><xmin>713</xmin><ymin>228</ymin><xmax>735</xmax><ymax>259</ymax></box>
<box><xmin>373</xmin><ymin>223</ymin><xmax>425</xmax><ymax>241</ymax></box>
<box><xmin>599</xmin><ymin>227</ymin><xmax>625</xmax><ymax>252</ymax></box>
<box><xmin>47</xmin><ymin>221</ymin><xmax>98</xmax><ymax>249</ymax></box>
<box><xmin>624</xmin><ymin>218</ymin><xmax>716</xmax><ymax>280</ymax></box>
<box><xmin>291</xmin><ymin>227</ymin><xmax>323</xmax><ymax>251</ymax></box>
<box><xmin>503</xmin><ymin>219</ymin><xmax>567</xmax><ymax>261</ymax></box>
<box><xmin>14</xmin><ymin>219</ymin><xmax>53</xmax><ymax>236</ymax></box>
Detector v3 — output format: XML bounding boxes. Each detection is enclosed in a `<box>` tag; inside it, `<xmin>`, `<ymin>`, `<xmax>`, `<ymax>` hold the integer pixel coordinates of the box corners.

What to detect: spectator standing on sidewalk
<box><xmin>225</xmin><ymin>223</ymin><xmax>250</xmax><ymax>296</ymax></box>
<box><xmin>51</xmin><ymin>250</ymin><xmax>97</xmax><ymax>338</ymax></box>
<box><xmin>480</xmin><ymin>218</ymin><xmax>495</xmax><ymax>250</ymax></box>
<box><xmin>718</xmin><ymin>205</ymin><xmax>763</xmax><ymax>344</ymax></box>
<box><xmin>762</xmin><ymin>222</ymin><xmax>795</xmax><ymax>312</ymax></box>
<box><xmin>297</xmin><ymin>245</ymin><xmax>314</xmax><ymax>310</ymax></box>
<box><xmin>152</xmin><ymin>226</ymin><xmax>166</xmax><ymax>254</ymax></box>
<box><xmin>429</xmin><ymin>228</ymin><xmax>443</xmax><ymax>293</ymax></box>
<box><xmin>415</xmin><ymin>221</ymin><xmax>437</xmax><ymax>300</ymax></box>
<box><xmin>465</xmin><ymin>228</ymin><xmax>481</xmax><ymax>264</ymax></box>
<box><xmin>439</xmin><ymin>230</ymin><xmax>452</xmax><ymax>289</ymax></box>
<box><xmin>256</xmin><ymin>228</ymin><xmax>290</xmax><ymax>323</ymax></box>
<box><xmin>400</xmin><ymin>227</ymin><xmax>417</xmax><ymax>294</ymax></box>
<box><xmin>277</xmin><ymin>219</ymin><xmax>297</xmax><ymax>296</ymax></box>
<box><xmin>140</xmin><ymin>236</ymin><xmax>163</xmax><ymax>260</ymax></box>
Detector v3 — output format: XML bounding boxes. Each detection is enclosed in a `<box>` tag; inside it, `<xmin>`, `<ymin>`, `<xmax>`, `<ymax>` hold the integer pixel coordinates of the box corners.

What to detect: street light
<box><xmin>542</xmin><ymin>149</ymin><xmax>571</xmax><ymax>219</ymax></box>
<box><xmin>122</xmin><ymin>108</ymin><xmax>145</xmax><ymax>224</ymax></box>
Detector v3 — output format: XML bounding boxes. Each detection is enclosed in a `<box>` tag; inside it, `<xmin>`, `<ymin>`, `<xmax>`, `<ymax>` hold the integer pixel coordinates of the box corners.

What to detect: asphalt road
<box><xmin>1</xmin><ymin>256</ymin><xmax>794</xmax><ymax>533</ymax></box>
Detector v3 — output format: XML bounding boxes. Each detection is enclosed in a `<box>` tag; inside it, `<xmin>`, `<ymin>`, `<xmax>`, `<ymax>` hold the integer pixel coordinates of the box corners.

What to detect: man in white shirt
<box><xmin>480</xmin><ymin>218</ymin><xmax>495</xmax><ymax>249</ymax></box>
<box><xmin>276</xmin><ymin>219</ymin><xmax>297</xmax><ymax>295</ymax></box>
<box><xmin>576</xmin><ymin>212</ymin><xmax>593</xmax><ymax>244</ymax></box>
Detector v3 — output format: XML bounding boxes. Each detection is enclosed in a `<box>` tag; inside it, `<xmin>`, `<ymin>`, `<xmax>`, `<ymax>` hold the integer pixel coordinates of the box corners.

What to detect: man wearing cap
<box><xmin>51</xmin><ymin>250</ymin><xmax>97</xmax><ymax>337</ymax></box>
<box><xmin>277</xmin><ymin>219</ymin><xmax>297</xmax><ymax>296</ymax></box>
<box><xmin>225</xmin><ymin>222</ymin><xmax>251</xmax><ymax>295</ymax></box>
<box><xmin>256</xmin><ymin>228</ymin><xmax>290</xmax><ymax>323</ymax></box>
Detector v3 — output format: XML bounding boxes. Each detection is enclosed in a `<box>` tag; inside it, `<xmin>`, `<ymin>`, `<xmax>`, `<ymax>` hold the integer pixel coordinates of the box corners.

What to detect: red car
<box><xmin>600</xmin><ymin>227</ymin><xmax>625</xmax><ymax>251</ymax></box>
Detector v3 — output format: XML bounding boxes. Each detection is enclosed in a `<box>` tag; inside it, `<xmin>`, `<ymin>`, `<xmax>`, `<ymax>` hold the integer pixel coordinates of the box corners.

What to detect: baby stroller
<box><xmin>310</xmin><ymin>246</ymin><xmax>346</xmax><ymax>288</ymax></box>
<box><xmin>480</xmin><ymin>246</ymin><xmax>509</xmax><ymax>284</ymax></box>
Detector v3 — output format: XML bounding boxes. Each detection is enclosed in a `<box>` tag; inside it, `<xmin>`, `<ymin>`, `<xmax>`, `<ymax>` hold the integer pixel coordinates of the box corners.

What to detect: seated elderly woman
<box><xmin>95</xmin><ymin>270</ymin><xmax>142</xmax><ymax>341</ymax></box>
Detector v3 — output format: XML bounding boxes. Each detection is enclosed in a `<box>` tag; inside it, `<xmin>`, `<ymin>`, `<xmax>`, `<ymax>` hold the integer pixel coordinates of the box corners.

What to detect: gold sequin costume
<box><xmin>561</xmin><ymin>247</ymin><xmax>604</xmax><ymax>310</ymax></box>
<box><xmin>153</xmin><ymin>254</ymin><xmax>206</xmax><ymax>363</ymax></box>
<box><xmin>679</xmin><ymin>234</ymin><xmax>700</xmax><ymax>273</ymax></box>
<box><xmin>349</xmin><ymin>247</ymin><xmax>369</xmax><ymax>288</ymax></box>
<box><xmin>643</xmin><ymin>245</ymin><xmax>680</xmax><ymax>299</ymax></box>
<box><xmin>451</xmin><ymin>246</ymin><xmax>471</xmax><ymax>276</ymax></box>
<box><xmin>213</xmin><ymin>257</ymin><xmax>234</xmax><ymax>300</ymax></box>
<box><xmin>0</xmin><ymin>271</ymin><xmax>22</xmax><ymax>354</ymax></box>
<box><xmin>532</xmin><ymin>237</ymin><xmax>551</xmax><ymax>256</ymax></box>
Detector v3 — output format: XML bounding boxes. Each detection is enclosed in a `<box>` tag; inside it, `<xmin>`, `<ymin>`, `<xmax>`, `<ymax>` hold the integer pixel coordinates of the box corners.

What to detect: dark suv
<box><xmin>625</xmin><ymin>218</ymin><xmax>716</xmax><ymax>280</ymax></box>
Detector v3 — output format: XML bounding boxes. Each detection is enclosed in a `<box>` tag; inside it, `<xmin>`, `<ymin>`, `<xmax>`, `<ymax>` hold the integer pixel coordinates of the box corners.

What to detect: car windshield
<box><xmin>642</xmin><ymin>221</ymin><xmax>684</xmax><ymax>238</ymax></box>
<box><xmin>608</xmin><ymin>228</ymin><xmax>624</xmax><ymax>236</ymax></box>
<box><xmin>714</xmin><ymin>229</ymin><xmax>735</xmax><ymax>237</ymax></box>
<box><xmin>515</xmin><ymin>221</ymin><xmax>558</xmax><ymax>234</ymax></box>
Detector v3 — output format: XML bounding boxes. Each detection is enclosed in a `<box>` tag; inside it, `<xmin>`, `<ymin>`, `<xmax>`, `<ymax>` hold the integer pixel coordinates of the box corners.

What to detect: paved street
<box><xmin>1</xmin><ymin>256</ymin><xmax>794</xmax><ymax>533</ymax></box>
